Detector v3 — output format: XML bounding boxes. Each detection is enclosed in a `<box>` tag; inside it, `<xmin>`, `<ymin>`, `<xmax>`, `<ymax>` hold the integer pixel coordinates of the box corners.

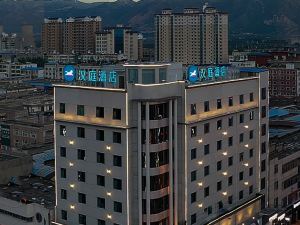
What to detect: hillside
<box><xmin>0</xmin><ymin>0</ymin><xmax>299</xmax><ymax>39</ymax></box>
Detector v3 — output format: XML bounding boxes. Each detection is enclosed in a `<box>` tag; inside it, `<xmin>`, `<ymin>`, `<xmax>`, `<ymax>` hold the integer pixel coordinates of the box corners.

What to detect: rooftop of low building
<box><xmin>0</xmin><ymin>175</ymin><xmax>55</xmax><ymax>209</ymax></box>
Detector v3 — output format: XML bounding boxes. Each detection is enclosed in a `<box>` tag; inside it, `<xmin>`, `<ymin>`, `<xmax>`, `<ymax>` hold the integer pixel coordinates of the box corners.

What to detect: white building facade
<box><xmin>54</xmin><ymin>64</ymin><xmax>269</xmax><ymax>225</ymax></box>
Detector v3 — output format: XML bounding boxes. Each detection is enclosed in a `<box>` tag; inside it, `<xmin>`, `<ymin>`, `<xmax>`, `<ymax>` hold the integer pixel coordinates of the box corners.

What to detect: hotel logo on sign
<box><xmin>187</xmin><ymin>65</ymin><xmax>228</xmax><ymax>83</ymax></box>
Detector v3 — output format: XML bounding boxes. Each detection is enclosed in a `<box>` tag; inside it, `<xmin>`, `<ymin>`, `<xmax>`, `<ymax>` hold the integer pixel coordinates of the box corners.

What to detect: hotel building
<box><xmin>54</xmin><ymin>64</ymin><xmax>268</xmax><ymax>225</ymax></box>
<box><xmin>155</xmin><ymin>5</ymin><xmax>229</xmax><ymax>65</ymax></box>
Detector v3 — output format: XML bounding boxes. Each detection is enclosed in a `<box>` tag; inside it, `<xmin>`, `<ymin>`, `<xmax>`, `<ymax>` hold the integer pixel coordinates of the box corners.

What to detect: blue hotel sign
<box><xmin>187</xmin><ymin>65</ymin><xmax>228</xmax><ymax>83</ymax></box>
<box><xmin>63</xmin><ymin>65</ymin><xmax>118</xmax><ymax>84</ymax></box>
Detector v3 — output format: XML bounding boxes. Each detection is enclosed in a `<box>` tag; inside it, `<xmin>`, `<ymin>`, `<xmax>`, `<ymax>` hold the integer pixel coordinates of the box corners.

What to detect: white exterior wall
<box><xmin>54</xmin><ymin>65</ymin><xmax>269</xmax><ymax>225</ymax></box>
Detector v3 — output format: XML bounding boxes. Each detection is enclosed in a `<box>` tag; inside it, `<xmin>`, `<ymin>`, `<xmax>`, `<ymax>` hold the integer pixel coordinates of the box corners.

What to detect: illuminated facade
<box><xmin>155</xmin><ymin>5</ymin><xmax>229</xmax><ymax>65</ymax></box>
<box><xmin>54</xmin><ymin>64</ymin><xmax>268</xmax><ymax>225</ymax></box>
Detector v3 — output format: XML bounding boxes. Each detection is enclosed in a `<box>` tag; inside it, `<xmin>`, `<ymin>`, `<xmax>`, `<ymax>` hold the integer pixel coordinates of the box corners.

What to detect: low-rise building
<box><xmin>267</xmin><ymin>105</ymin><xmax>300</xmax><ymax>223</ymax></box>
<box><xmin>0</xmin><ymin>176</ymin><xmax>55</xmax><ymax>225</ymax></box>
<box><xmin>269</xmin><ymin>64</ymin><xmax>300</xmax><ymax>97</ymax></box>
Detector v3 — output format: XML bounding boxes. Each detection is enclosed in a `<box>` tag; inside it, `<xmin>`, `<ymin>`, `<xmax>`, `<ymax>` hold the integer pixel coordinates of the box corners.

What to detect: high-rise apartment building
<box><xmin>64</xmin><ymin>16</ymin><xmax>102</xmax><ymax>55</ymax></box>
<box><xmin>155</xmin><ymin>5</ymin><xmax>229</xmax><ymax>65</ymax></box>
<box><xmin>42</xmin><ymin>18</ymin><xmax>64</xmax><ymax>54</ymax></box>
<box><xmin>54</xmin><ymin>64</ymin><xmax>268</xmax><ymax>225</ymax></box>
<box><xmin>95</xmin><ymin>25</ymin><xmax>143</xmax><ymax>61</ymax></box>
<box><xmin>42</xmin><ymin>16</ymin><xmax>101</xmax><ymax>55</ymax></box>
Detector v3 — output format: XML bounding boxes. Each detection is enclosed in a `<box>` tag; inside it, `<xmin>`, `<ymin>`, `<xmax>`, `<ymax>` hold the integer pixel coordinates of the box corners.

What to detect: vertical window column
<box><xmin>137</xmin><ymin>102</ymin><xmax>143</xmax><ymax>225</ymax></box>
<box><xmin>145</xmin><ymin>102</ymin><xmax>150</xmax><ymax>225</ymax></box>
<box><xmin>169</xmin><ymin>100</ymin><xmax>173</xmax><ymax>225</ymax></box>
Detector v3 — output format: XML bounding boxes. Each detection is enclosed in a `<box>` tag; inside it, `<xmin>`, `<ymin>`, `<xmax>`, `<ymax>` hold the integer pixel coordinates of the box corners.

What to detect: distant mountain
<box><xmin>0</xmin><ymin>0</ymin><xmax>299</xmax><ymax>39</ymax></box>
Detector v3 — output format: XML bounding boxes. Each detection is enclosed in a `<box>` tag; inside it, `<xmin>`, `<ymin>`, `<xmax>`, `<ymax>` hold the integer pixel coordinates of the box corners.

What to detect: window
<box><xmin>261</xmin><ymin>87</ymin><xmax>267</xmax><ymax>100</ymax></box>
<box><xmin>191</xmin><ymin>104</ymin><xmax>196</xmax><ymax>115</ymax></box>
<box><xmin>217</xmin><ymin>181</ymin><xmax>222</xmax><ymax>191</ymax></box>
<box><xmin>204</xmin><ymin>144</ymin><xmax>210</xmax><ymax>155</ymax></box>
<box><xmin>274</xmin><ymin>181</ymin><xmax>278</xmax><ymax>190</ymax></box>
<box><xmin>113</xmin><ymin>108</ymin><xmax>121</xmax><ymax>120</ymax></box>
<box><xmin>96</xmin><ymin>130</ymin><xmax>104</xmax><ymax>141</ymax></box>
<box><xmin>77</xmin><ymin>149</ymin><xmax>85</xmax><ymax>160</ymax></box>
<box><xmin>239</xmin><ymin>190</ymin><xmax>243</xmax><ymax>200</ymax></box>
<box><xmin>191</xmin><ymin>214</ymin><xmax>196</xmax><ymax>224</ymax></box>
<box><xmin>113</xmin><ymin>178</ymin><xmax>122</xmax><ymax>190</ymax></box>
<box><xmin>113</xmin><ymin>132</ymin><xmax>121</xmax><ymax>143</ymax></box>
<box><xmin>204</xmin><ymin>123</ymin><xmax>210</xmax><ymax>134</ymax></box>
<box><xmin>61</xmin><ymin>189</ymin><xmax>67</xmax><ymax>200</ymax></box>
<box><xmin>96</xmin><ymin>107</ymin><xmax>104</xmax><ymax>118</ymax></box>
<box><xmin>228</xmin><ymin>157</ymin><xmax>233</xmax><ymax>166</ymax></box>
<box><xmin>228</xmin><ymin>176</ymin><xmax>233</xmax><ymax>186</ymax></box>
<box><xmin>217</xmin><ymin>160</ymin><xmax>222</xmax><ymax>171</ymax></box>
<box><xmin>239</xmin><ymin>114</ymin><xmax>244</xmax><ymax>123</ymax></box>
<box><xmin>239</xmin><ymin>152</ymin><xmax>244</xmax><ymax>162</ymax></box>
<box><xmin>142</xmin><ymin>69</ymin><xmax>155</xmax><ymax>84</ymax></box>
<box><xmin>159</xmin><ymin>68</ymin><xmax>167</xmax><ymax>83</ymax></box>
<box><xmin>217</xmin><ymin>99</ymin><xmax>222</xmax><ymax>109</ymax></box>
<box><xmin>204</xmin><ymin>186</ymin><xmax>210</xmax><ymax>197</ymax></box>
<box><xmin>239</xmin><ymin>133</ymin><xmax>244</xmax><ymax>143</ymax></box>
<box><xmin>249</xmin><ymin>185</ymin><xmax>253</xmax><ymax>194</ymax></box>
<box><xmin>191</xmin><ymin>126</ymin><xmax>197</xmax><ymax>137</ymax></box>
<box><xmin>239</xmin><ymin>171</ymin><xmax>244</xmax><ymax>181</ymax></box>
<box><xmin>261</xmin><ymin>177</ymin><xmax>266</xmax><ymax>190</ymax></box>
<box><xmin>61</xmin><ymin>210</ymin><xmax>67</xmax><ymax>220</ymax></box>
<box><xmin>239</xmin><ymin>95</ymin><xmax>244</xmax><ymax>104</ymax></box>
<box><xmin>249</xmin><ymin>130</ymin><xmax>254</xmax><ymax>139</ymax></box>
<box><xmin>113</xmin><ymin>155</ymin><xmax>122</xmax><ymax>167</ymax></box>
<box><xmin>261</xmin><ymin>160</ymin><xmax>266</xmax><ymax>172</ymax></box>
<box><xmin>228</xmin><ymin>137</ymin><xmax>233</xmax><ymax>146</ymax></box>
<box><xmin>249</xmin><ymin>148</ymin><xmax>254</xmax><ymax>158</ymax></box>
<box><xmin>249</xmin><ymin>167</ymin><xmax>253</xmax><ymax>176</ymax></box>
<box><xmin>274</xmin><ymin>164</ymin><xmax>278</xmax><ymax>174</ymax></box>
<box><xmin>261</xmin><ymin>106</ymin><xmax>267</xmax><ymax>118</ymax></box>
<box><xmin>249</xmin><ymin>111</ymin><xmax>254</xmax><ymax>120</ymax></box>
<box><xmin>204</xmin><ymin>166</ymin><xmax>210</xmax><ymax>176</ymax></box>
<box><xmin>97</xmin><ymin>175</ymin><xmax>105</xmax><ymax>186</ymax></box>
<box><xmin>78</xmin><ymin>171</ymin><xmax>86</xmax><ymax>182</ymax></box>
<box><xmin>128</xmin><ymin>69</ymin><xmax>138</xmax><ymax>83</ymax></box>
<box><xmin>77</xmin><ymin>127</ymin><xmax>85</xmax><ymax>138</ymax></box>
<box><xmin>191</xmin><ymin>192</ymin><xmax>196</xmax><ymax>203</ymax></box>
<box><xmin>60</xmin><ymin>147</ymin><xmax>66</xmax><ymax>157</ymax></box>
<box><xmin>78</xmin><ymin>193</ymin><xmax>86</xmax><ymax>204</ymax></box>
<box><xmin>191</xmin><ymin>171</ymin><xmax>197</xmax><ymax>182</ymax></box>
<box><xmin>114</xmin><ymin>201</ymin><xmax>122</xmax><ymax>213</ymax></box>
<box><xmin>217</xmin><ymin>120</ymin><xmax>222</xmax><ymax>130</ymax></box>
<box><xmin>60</xmin><ymin>103</ymin><xmax>65</xmax><ymax>114</ymax></box>
<box><xmin>217</xmin><ymin>140</ymin><xmax>222</xmax><ymax>150</ymax></box>
<box><xmin>61</xmin><ymin>168</ymin><xmax>66</xmax><ymax>178</ymax></box>
<box><xmin>77</xmin><ymin>105</ymin><xmax>85</xmax><ymax>116</ymax></box>
<box><xmin>228</xmin><ymin>117</ymin><xmax>233</xmax><ymax>127</ymax></box>
<box><xmin>97</xmin><ymin>152</ymin><xmax>105</xmax><ymax>164</ymax></box>
<box><xmin>261</xmin><ymin>142</ymin><xmax>266</xmax><ymax>154</ymax></box>
<box><xmin>79</xmin><ymin>214</ymin><xmax>86</xmax><ymax>225</ymax></box>
<box><xmin>191</xmin><ymin>148</ymin><xmax>197</xmax><ymax>160</ymax></box>
<box><xmin>97</xmin><ymin>197</ymin><xmax>105</xmax><ymax>208</ymax></box>
<box><xmin>60</xmin><ymin>125</ymin><xmax>66</xmax><ymax>136</ymax></box>
<box><xmin>228</xmin><ymin>97</ymin><xmax>233</xmax><ymax>106</ymax></box>
<box><xmin>204</xmin><ymin>101</ymin><xmax>210</xmax><ymax>112</ymax></box>
<box><xmin>250</xmin><ymin>93</ymin><xmax>254</xmax><ymax>102</ymax></box>
<box><xmin>228</xmin><ymin>195</ymin><xmax>233</xmax><ymax>204</ymax></box>
<box><xmin>261</xmin><ymin>124</ymin><xmax>266</xmax><ymax>136</ymax></box>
